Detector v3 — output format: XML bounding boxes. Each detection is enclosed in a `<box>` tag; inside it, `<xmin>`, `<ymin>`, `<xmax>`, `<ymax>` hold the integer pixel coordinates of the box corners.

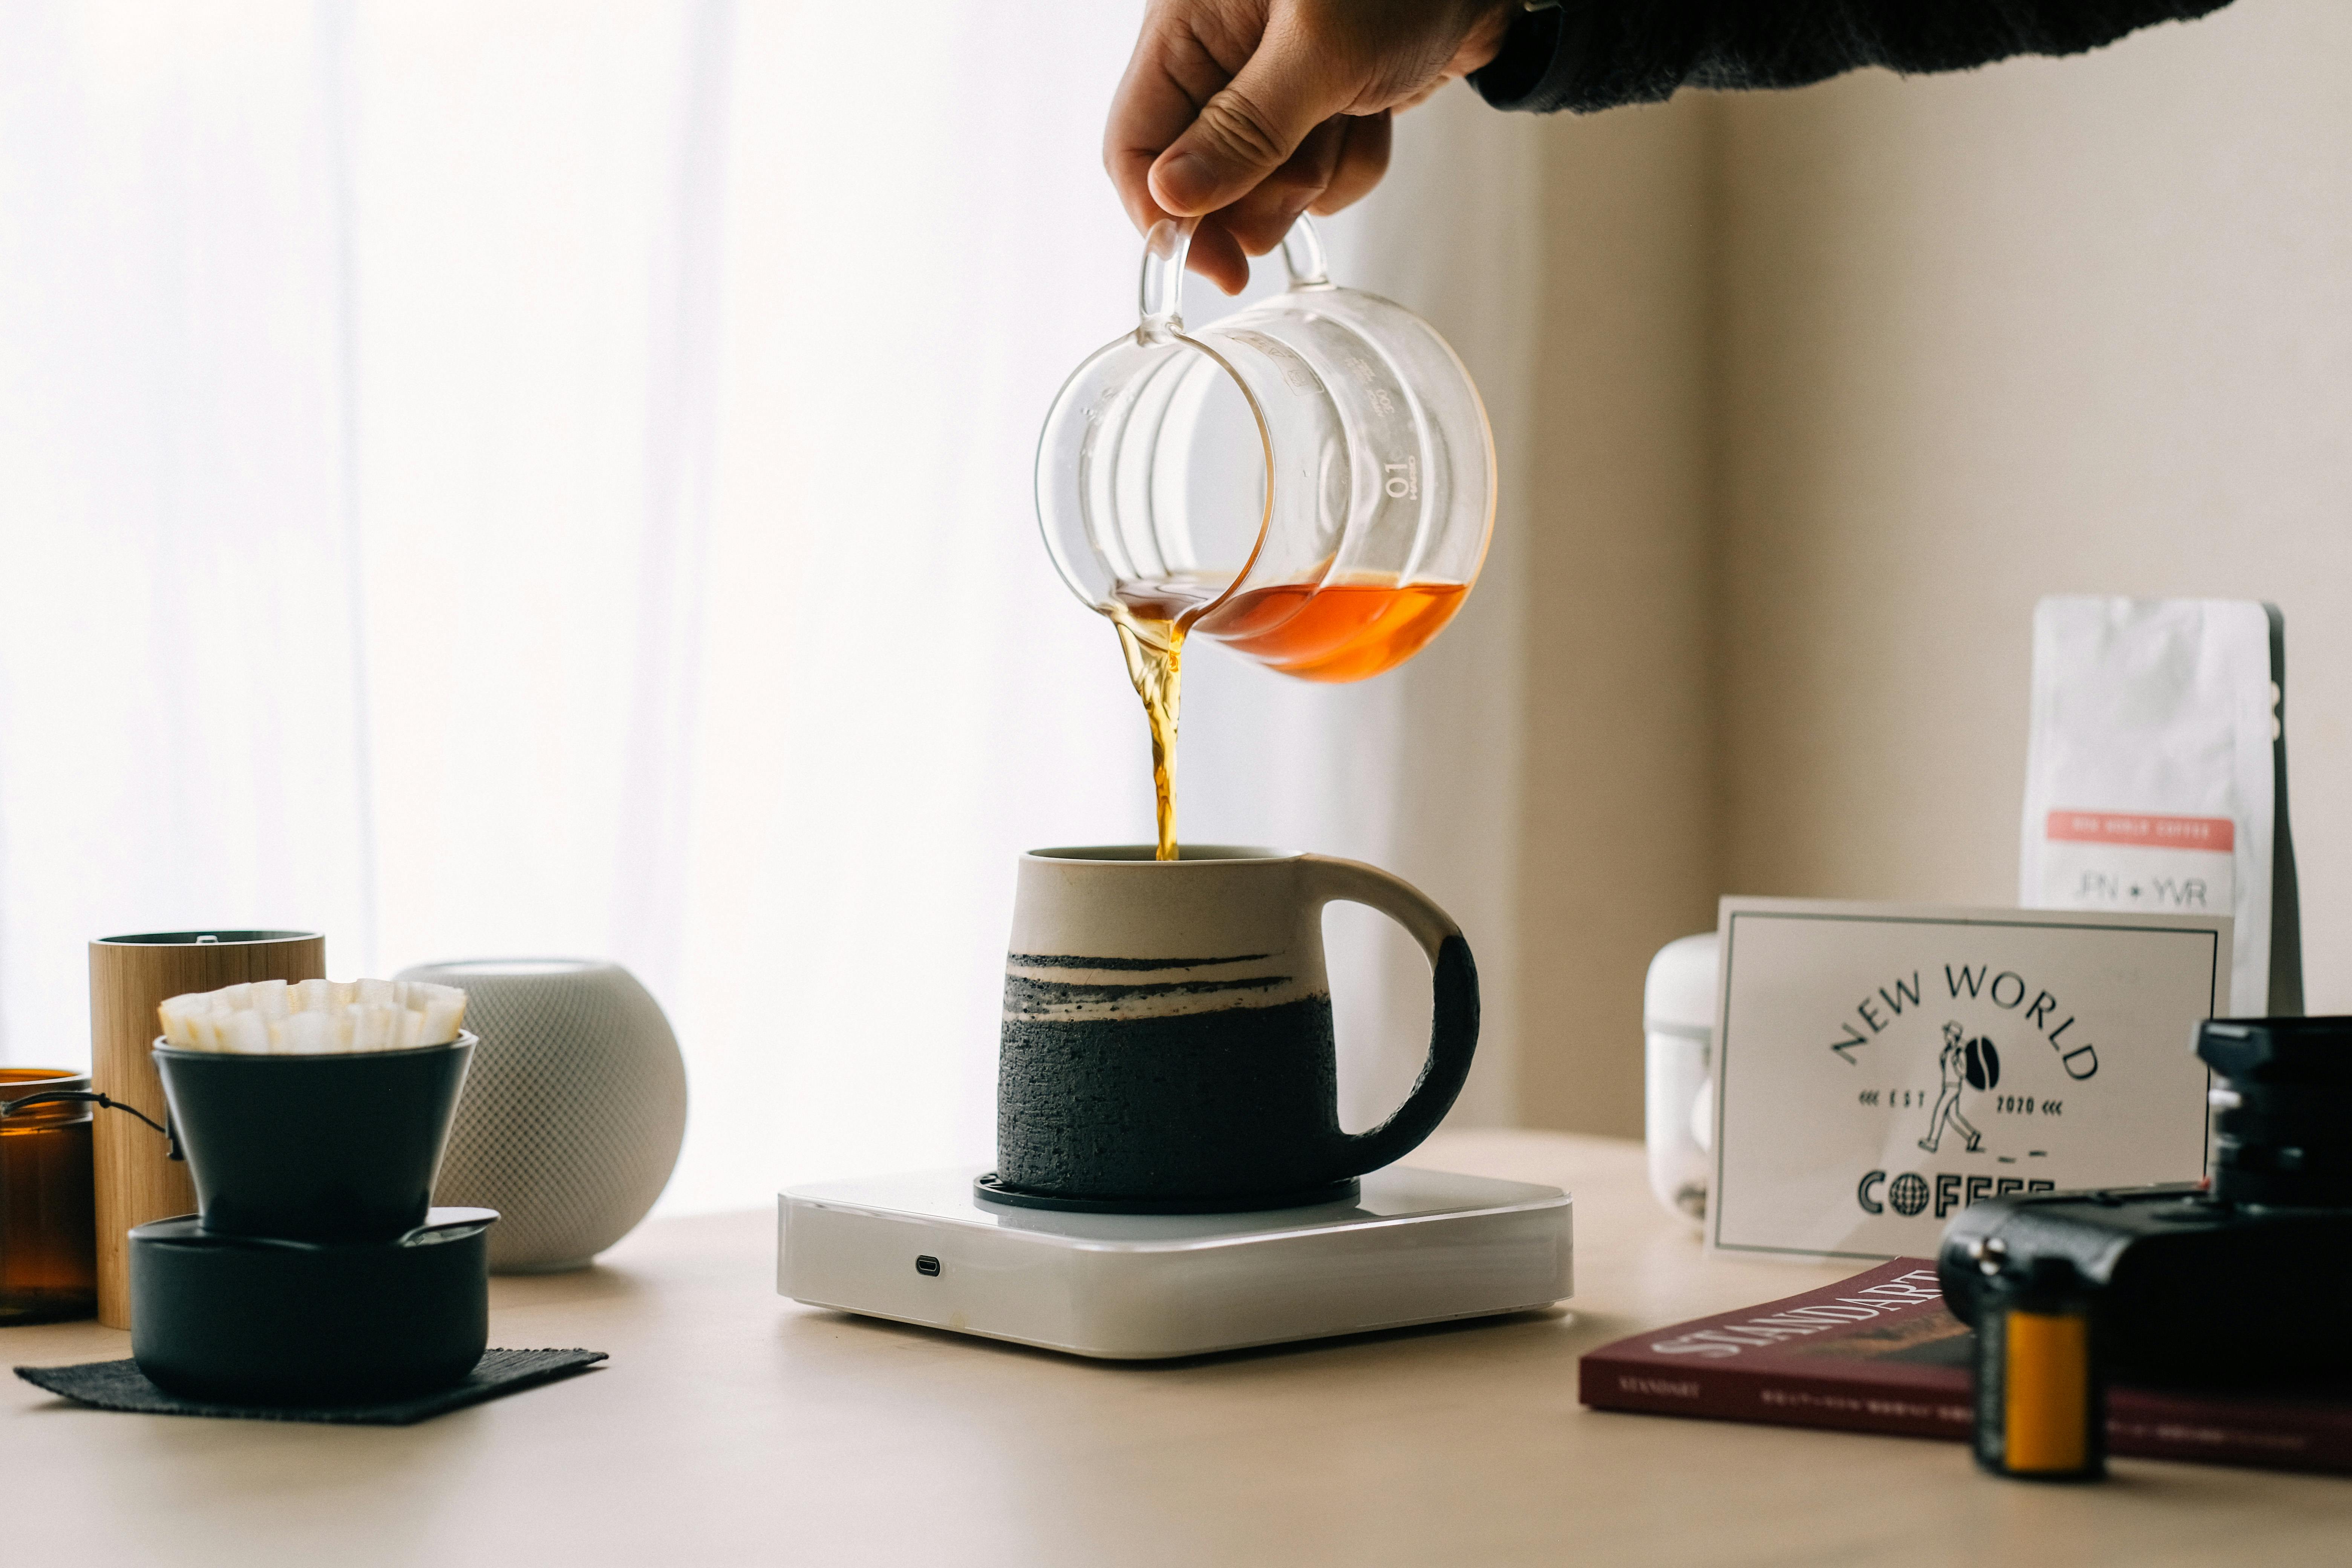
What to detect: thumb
<box><xmin>1148</xmin><ymin>33</ymin><xmax>1354</xmax><ymax>219</ymax></box>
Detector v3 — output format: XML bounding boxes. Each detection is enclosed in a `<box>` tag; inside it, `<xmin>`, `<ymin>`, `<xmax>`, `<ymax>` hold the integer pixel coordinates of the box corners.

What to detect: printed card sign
<box><xmin>1709</xmin><ymin>899</ymin><xmax>2231</xmax><ymax>1262</ymax></box>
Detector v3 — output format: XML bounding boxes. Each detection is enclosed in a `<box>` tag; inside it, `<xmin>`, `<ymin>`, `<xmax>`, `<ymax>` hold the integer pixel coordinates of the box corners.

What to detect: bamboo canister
<box><xmin>88</xmin><ymin>930</ymin><xmax>324</xmax><ymax>1326</ymax></box>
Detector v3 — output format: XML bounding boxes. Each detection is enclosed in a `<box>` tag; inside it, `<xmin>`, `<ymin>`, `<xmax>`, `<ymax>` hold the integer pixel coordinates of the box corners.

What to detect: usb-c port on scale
<box><xmin>914</xmin><ymin>1255</ymin><xmax>941</xmax><ymax>1277</ymax></box>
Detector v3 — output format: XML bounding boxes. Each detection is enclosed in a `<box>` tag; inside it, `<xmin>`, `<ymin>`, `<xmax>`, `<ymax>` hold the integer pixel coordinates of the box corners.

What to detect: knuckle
<box><xmin>1192</xmin><ymin>88</ymin><xmax>1288</xmax><ymax>170</ymax></box>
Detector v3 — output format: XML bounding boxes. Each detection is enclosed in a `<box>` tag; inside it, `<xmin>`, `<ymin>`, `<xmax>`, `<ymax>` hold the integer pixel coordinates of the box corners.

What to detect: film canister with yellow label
<box><xmin>1970</xmin><ymin>1246</ymin><xmax>2106</xmax><ymax>1481</ymax></box>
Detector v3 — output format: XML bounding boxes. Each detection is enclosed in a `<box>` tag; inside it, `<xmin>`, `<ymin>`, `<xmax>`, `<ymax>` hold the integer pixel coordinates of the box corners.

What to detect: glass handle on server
<box><xmin>1138</xmin><ymin>217</ymin><xmax>1198</xmax><ymax>345</ymax></box>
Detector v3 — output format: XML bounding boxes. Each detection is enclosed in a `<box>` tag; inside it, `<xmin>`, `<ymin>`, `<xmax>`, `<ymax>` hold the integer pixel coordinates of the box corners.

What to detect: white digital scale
<box><xmin>776</xmin><ymin>1166</ymin><xmax>1573</xmax><ymax>1359</ymax></box>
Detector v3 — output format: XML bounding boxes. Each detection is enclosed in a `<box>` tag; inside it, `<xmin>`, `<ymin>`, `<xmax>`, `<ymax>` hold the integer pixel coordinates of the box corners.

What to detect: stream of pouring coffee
<box><xmin>1107</xmin><ymin>599</ymin><xmax>1186</xmax><ymax>861</ymax></box>
<box><xmin>1106</xmin><ymin>573</ymin><xmax>1475</xmax><ymax>859</ymax></box>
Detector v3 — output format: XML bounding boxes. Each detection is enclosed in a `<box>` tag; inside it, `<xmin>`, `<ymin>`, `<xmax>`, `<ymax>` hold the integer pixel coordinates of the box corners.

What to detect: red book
<box><xmin>1580</xmin><ymin>1259</ymin><xmax>2352</xmax><ymax>1476</ymax></box>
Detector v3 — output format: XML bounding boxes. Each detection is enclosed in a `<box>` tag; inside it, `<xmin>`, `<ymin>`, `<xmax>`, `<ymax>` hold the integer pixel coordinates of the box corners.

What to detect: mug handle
<box><xmin>1298</xmin><ymin>854</ymin><xmax>1480</xmax><ymax>1177</ymax></box>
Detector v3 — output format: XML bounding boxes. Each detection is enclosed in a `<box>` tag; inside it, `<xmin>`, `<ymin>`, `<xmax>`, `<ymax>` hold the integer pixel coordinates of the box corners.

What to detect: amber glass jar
<box><xmin>0</xmin><ymin>1068</ymin><xmax>98</xmax><ymax>1324</ymax></box>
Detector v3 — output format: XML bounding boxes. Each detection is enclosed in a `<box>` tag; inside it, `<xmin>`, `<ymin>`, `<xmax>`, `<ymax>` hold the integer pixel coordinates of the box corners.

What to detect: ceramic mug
<box><xmin>990</xmin><ymin>845</ymin><xmax>1478</xmax><ymax>1211</ymax></box>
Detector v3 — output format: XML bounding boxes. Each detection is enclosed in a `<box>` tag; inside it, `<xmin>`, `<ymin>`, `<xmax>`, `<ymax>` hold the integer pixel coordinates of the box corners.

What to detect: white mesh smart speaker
<box><xmin>395</xmin><ymin>958</ymin><xmax>688</xmax><ymax>1273</ymax></box>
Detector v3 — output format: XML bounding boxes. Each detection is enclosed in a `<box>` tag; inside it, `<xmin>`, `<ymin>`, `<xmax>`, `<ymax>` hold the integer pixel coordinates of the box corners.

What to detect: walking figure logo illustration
<box><xmin>1919</xmin><ymin>1020</ymin><xmax>2000</xmax><ymax>1154</ymax></box>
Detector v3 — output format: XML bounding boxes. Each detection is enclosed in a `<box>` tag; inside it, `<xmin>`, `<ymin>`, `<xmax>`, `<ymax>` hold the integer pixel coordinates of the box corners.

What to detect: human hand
<box><xmin>1106</xmin><ymin>0</ymin><xmax>1516</xmax><ymax>294</ymax></box>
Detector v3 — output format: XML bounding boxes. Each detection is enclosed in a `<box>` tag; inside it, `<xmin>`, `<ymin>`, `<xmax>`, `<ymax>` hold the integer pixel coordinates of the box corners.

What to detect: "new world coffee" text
<box><xmin>1829</xmin><ymin>964</ymin><xmax>2101</xmax><ymax>1079</ymax></box>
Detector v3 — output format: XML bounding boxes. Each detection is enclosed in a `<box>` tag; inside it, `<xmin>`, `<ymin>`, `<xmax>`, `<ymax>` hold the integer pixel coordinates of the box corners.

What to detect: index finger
<box><xmin>1103</xmin><ymin>24</ymin><xmax>1232</xmax><ymax>234</ymax></box>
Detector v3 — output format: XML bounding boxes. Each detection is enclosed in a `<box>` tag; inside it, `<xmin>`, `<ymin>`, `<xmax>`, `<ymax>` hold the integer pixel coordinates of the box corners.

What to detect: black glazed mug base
<box><xmin>973</xmin><ymin>1172</ymin><xmax>1360</xmax><ymax>1215</ymax></box>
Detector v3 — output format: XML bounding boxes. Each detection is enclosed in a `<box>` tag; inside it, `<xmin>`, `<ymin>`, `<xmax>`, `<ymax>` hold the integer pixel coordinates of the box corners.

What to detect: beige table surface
<box><xmin>6</xmin><ymin>1129</ymin><xmax>2347</xmax><ymax>1566</ymax></box>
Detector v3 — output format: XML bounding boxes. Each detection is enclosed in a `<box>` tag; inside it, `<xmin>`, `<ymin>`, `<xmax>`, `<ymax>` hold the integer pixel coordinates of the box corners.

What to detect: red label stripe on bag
<box><xmin>2045</xmin><ymin>811</ymin><xmax>2234</xmax><ymax>852</ymax></box>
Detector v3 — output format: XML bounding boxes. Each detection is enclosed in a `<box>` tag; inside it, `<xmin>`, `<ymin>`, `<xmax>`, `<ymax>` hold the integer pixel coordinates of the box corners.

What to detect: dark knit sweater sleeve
<box><xmin>1470</xmin><ymin>0</ymin><xmax>2236</xmax><ymax>114</ymax></box>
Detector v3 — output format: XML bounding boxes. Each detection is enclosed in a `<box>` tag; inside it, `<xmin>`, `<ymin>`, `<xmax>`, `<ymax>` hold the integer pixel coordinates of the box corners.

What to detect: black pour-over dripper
<box><xmin>153</xmin><ymin>1035</ymin><xmax>476</xmax><ymax>1243</ymax></box>
<box><xmin>129</xmin><ymin>1032</ymin><xmax>497</xmax><ymax>1405</ymax></box>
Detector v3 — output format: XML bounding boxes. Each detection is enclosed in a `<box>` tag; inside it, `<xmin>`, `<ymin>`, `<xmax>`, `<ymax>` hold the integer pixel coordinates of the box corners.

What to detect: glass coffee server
<box><xmin>1037</xmin><ymin>216</ymin><xmax>1496</xmax><ymax>684</ymax></box>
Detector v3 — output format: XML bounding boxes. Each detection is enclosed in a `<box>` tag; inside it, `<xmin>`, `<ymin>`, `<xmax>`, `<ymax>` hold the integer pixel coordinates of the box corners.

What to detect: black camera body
<box><xmin>1938</xmin><ymin>1015</ymin><xmax>2352</xmax><ymax>1383</ymax></box>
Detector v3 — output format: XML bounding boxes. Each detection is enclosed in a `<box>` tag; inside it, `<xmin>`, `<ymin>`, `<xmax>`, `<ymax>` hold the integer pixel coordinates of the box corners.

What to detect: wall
<box><xmin>1517</xmin><ymin>96</ymin><xmax>1720</xmax><ymax>1136</ymax></box>
<box><xmin>1516</xmin><ymin>0</ymin><xmax>2352</xmax><ymax>1134</ymax></box>
<box><xmin>1717</xmin><ymin>0</ymin><xmax>2352</xmax><ymax>1007</ymax></box>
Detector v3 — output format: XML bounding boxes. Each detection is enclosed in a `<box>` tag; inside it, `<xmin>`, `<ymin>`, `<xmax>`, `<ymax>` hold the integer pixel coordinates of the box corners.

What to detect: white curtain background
<box><xmin>0</xmin><ymin>1</ymin><xmax>1542</xmax><ymax>1212</ymax></box>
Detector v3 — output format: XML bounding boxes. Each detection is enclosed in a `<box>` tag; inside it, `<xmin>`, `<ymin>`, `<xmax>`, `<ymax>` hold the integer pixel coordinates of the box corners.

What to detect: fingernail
<box><xmin>1154</xmin><ymin>152</ymin><xmax>1215</xmax><ymax>212</ymax></box>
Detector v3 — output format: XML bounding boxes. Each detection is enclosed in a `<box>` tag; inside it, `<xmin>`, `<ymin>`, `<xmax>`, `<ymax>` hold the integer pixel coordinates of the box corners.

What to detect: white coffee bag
<box><xmin>2020</xmin><ymin>596</ymin><xmax>2301</xmax><ymax>1015</ymax></box>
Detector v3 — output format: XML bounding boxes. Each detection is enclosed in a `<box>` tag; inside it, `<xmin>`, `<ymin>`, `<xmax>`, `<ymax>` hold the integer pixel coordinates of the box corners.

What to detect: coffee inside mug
<box><xmin>994</xmin><ymin>845</ymin><xmax>1477</xmax><ymax>1211</ymax></box>
<box><xmin>1025</xmin><ymin>844</ymin><xmax>1289</xmax><ymax>862</ymax></box>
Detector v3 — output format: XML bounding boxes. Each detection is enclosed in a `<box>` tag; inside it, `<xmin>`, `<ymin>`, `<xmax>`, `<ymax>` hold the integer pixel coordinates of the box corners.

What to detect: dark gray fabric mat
<box><xmin>14</xmin><ymin>1348</ymin><xmax>606</xmax><ymax>1426</ymax></box>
